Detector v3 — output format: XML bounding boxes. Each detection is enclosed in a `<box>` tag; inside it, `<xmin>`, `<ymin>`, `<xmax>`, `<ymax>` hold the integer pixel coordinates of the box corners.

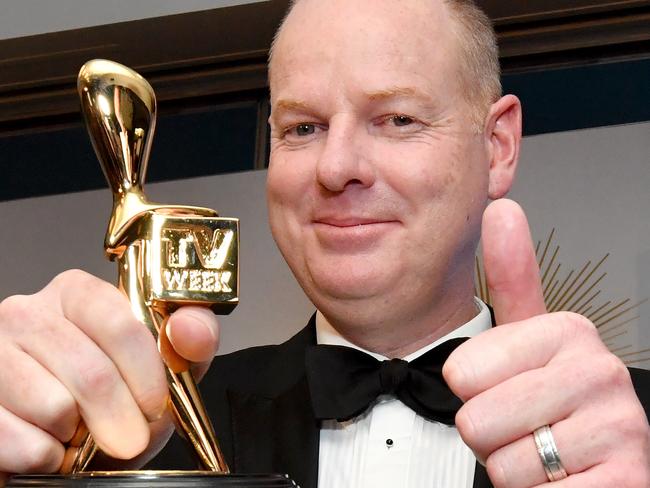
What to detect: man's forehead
<box><xmin>288</xmin><ymin>0</ymin><xmax>446</xmax><ymax>15</ymax></box>
<box><xmin>270</xmin><ymin>0</ymin><xmax>457</xmax><ymax>87</ymax></box>
<box><xmin>273</xmin><ymin>0</ymin><xmax>452</xmax><ymax>56</ymax></box>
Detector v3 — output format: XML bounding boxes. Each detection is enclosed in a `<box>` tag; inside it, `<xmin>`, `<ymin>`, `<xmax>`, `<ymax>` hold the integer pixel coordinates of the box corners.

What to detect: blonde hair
<box><xmin>444</xmin><ymin>0</ymin><xmax>502</xmax><ymax>127</ymax></box>
<box><xmin>269</xmin><ymin>0</ymin><xmax>501</xmax><ymax>127</ymax></box>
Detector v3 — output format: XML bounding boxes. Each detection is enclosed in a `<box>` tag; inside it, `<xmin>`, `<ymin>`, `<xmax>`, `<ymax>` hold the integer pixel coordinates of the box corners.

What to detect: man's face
<box><xmin>267</xmin><ymin>0</ymin><xmax>493</xmax><ymax>332</ymax></box>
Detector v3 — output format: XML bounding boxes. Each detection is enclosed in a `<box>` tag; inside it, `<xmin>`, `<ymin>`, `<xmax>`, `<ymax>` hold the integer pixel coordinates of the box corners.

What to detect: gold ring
<box><xmin>60</xmin><ymin>422</ymin><xmax>97</xmax><ymax>474</ymax></box>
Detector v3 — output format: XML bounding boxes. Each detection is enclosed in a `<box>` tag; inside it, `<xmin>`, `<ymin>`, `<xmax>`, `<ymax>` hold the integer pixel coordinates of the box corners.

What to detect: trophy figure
<box><xmin>7</xmin><ymin>60</ymin><xmax>296</xmax><ymax>487</ymax></box>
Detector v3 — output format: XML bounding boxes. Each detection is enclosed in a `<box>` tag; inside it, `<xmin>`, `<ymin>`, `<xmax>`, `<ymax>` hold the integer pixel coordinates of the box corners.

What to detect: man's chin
<box><xmin>304</xmin><ymin>266</ymin><xmax>392</xmax><ymax>302</ymax></box>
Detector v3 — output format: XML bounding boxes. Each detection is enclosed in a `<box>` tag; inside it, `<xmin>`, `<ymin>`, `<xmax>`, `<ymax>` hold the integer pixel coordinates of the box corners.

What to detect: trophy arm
<box><xmin>105</xmin><ymin>197</ymin><xmax>220</xmax><ymax>256</ymax></box>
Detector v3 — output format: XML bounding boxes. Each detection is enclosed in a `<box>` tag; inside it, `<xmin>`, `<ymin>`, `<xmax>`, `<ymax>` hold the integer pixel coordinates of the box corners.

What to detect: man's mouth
<box><xmin>310</xmin><ymin>216</ymin><xmax>401</xmax><ymax>251</ymax></box>
<box><xmin>313</xmin><ymin>217</ymin><xmax>397</xmax><ymax>227</ymax></box>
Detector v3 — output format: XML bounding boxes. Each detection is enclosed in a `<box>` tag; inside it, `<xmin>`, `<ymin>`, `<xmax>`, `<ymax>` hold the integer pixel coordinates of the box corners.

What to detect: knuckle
<box><xmin>602</xmin><ymin>354</ymin><xmax>629</xmax><ymax>385</ymax></box>
<box><xmin>52</xmin><ymin>268</ymin><xmax>93</xmax><ymax>286</ymax></box>
<box><xmin>442</xmin><ymin>351</ymin><xmax>473</xmax><ymax>399</ymax></box>
<box><xmin>441</xmin><ymin>358</ymin><xmax>463</xmax><ymax>392</ymax></box>
<box><xmin>75</xmin><ymin>275</ymin><xmax>113</xmax><ymax>300</ymax></box>
<box><xmin>442</xmin><ymin>356</ymin><xmax>461</xmax><ymax>384</ymax></box>
<box><xmin>454</xmin><ymin>403</ymin><xmax>482</xmax><ymax>449</ymax></box>
<box><xmin>586</xmin><ymin>352</ymin><xmax>630</xmax><ymax>391</ymax></box>
<box><xmin>45</xmin><ymin>393</ymin><xmax>79</xmax><ymax>442</ymax></box>
<box><xmin>135</xmin><ymin>382</ymin><xmax>168</xmax><ymax>421</ymax></box>
<box><xmin>0</xmin><ymin>294</ymin><xmax>32</xmax><ymax>326</ymax></box>
<box><xmin>103</xmin><ymin>307</ymin><xmax>142</xmax><ymax>343</ymax></box>
<box><xmin>613</xmin><ymin>407</ymin><xmax>649</xmax><ymax>443</ymax></box>
<box><xmin>17</xmin><ymin>438</ymin><xmax>62</xmax><ymax>473</ymax></box>
<box><xmin>76</xmin><ymin>361</ymin><xmax>120</xmax><ymax>401</ymax></box>
<box><xmin>554</xmin><ymin>311</ymin><xmax>597</xmax><ymax>339</ymax></box>
<box><xmin>485</xmin><ymin>454</ymin><xmax>508</xmax><ymax>488</ymax></box>
<box><xmin>53</xmin><ymin>269</ymin><xmax>116</xmax><ymax>303</ymax></box>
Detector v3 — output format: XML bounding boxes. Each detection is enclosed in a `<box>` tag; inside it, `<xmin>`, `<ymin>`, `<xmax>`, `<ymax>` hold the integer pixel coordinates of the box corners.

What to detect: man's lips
<box><xmin>312</xmin><ymin>217</ymin><xmax>398</xmax><ymax>227</ymax></box>
<box><xmin>311</xmin><ymin>218</ymin><xmax>400</xmax><ymax>250</ymax></box>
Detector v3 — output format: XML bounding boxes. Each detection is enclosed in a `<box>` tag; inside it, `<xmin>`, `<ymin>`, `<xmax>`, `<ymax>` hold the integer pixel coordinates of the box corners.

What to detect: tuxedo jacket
<box><xmin>153</xmin><ymin>315</ymin><xmax>650</xmax><ymax>488</ymax></box>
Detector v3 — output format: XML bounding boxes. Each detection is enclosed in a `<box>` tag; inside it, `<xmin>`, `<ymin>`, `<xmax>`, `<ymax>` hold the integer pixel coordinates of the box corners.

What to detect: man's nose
<box><xmin>316</xmin><ymin>121</ymin><xmax>375</xmax><ymax>192</ymax></box>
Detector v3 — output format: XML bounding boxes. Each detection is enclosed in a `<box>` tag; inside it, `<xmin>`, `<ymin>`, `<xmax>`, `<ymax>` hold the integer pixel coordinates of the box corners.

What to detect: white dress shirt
<box><xmin>316</xmin><ymin>298</ymin><xmax>491</xmax><ymax>488</ymax></box>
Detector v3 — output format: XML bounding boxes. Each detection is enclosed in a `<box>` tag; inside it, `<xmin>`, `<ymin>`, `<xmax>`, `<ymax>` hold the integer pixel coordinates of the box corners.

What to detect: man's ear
<box><xmin>484</xmin><ymin>94</ymin><xmax>522</xmax><ymax>199</ymax></box>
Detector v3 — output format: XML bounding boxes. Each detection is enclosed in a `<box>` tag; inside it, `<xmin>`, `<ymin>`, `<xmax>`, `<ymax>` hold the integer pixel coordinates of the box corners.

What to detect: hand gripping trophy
<box><xmin>7</xmin><ymin>60</ymin><xmax>296</xmax><ymax>487</ymax></box>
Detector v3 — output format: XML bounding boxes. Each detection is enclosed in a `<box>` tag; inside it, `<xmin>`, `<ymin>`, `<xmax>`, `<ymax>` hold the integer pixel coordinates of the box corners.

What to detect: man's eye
<box><xmin>391</xmin><ymin>115</ymin><xmax>414</xmax><ymax>127</ymax></box>
<box><xmin>291</xmin><ymin>124</ymin><xmax>316</xmax><ymax>136</ymax></box>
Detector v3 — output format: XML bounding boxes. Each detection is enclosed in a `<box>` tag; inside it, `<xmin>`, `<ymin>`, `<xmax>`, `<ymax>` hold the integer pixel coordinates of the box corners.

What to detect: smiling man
<box><xmin>0</xmin><ymin>0</ymin><xmax>648</xmax><ymax>487</ymax></box>
<box><xmin>267</xmin><ymin>0</ymin><xmax>504</xmax><ymax>358</ymax></box>
<box><xmin>257</xmin><ymin>1</ymin><xmax>649</xmax><ymax>486</ymax></box>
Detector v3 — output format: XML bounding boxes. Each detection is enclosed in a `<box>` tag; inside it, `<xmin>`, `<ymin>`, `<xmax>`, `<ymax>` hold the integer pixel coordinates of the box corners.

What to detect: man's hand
<box><xmin>0</xmin><ymin>270</ymin><xmax>220</xmax><ymax>478</ymax></box>
<box><xmin>444</xmin><ymin>199</ymin><xmax>650</xmax><ymax>487</ymax></box>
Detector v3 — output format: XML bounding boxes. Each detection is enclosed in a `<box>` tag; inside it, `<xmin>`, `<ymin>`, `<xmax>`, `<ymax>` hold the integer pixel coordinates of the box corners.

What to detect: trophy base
<box><xmin>6</xmin><ymin>471</ymin><xmax>297</xmax><ymax>487</ymax></box>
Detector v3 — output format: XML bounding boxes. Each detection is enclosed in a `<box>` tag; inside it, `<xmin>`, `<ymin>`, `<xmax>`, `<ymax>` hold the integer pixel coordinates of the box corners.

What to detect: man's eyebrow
<box><xmin>272</xmin><ymin>99</ymin><xmax>312</xmax><ymax>113</ymax></box>
<box><xmin>269</xmin><ymin>99</ymin><xmax>316</xmax><ymax>126</ymax></box>
<box><xmin>365</xmin><ymin>86</ymin><xmax>432</xmax><ymax>102</ymax></box>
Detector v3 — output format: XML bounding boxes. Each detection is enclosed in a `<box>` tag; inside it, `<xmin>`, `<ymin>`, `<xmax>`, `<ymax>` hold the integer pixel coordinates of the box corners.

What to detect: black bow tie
<box><xmin>305</xmin><ymin>337</ymin><xmax>468</xmax><ymax>424</ymax></box>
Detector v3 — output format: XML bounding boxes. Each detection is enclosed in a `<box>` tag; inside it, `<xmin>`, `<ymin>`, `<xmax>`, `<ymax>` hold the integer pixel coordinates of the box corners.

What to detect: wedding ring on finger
<box><xmin>60</xmin><ymin>422</ymin><xmax>96</xmax><ymax>474</ymax></box>
<box><xmin>533</xmin><ymin>424</ymin><xmax>568</xmax><ymax>482</ymax></box>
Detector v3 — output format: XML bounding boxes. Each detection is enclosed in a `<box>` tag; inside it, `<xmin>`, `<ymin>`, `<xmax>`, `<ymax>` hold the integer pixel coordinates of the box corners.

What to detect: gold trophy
<box><xmin>7</xmin><ymin>60</ymin><xmax>295</xmax><ymax>487</ymax></box>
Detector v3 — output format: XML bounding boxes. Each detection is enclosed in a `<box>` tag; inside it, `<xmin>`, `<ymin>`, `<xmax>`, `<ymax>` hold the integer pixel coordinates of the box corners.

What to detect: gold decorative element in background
<box><xmin>475</xmin><ymin>229</ymin><xmax>649</xmax><ymax>366</ymax></box>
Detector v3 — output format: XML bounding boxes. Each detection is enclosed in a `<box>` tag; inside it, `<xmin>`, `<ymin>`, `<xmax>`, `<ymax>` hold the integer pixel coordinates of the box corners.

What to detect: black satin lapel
<box><xmin>228</xmin><ymin>377</ymin><xmax>319</xmax><ymax>488</ymax></box>
<box><xmin>228</xmin><ymin>389</ymin><xmax>275</xmax><ymax>473</ymax></box>
<box><xmin>473</xmin><ymin>462</ymin><xmax>493</xmax><ymax>488</ymax></box>
<box><xmin>272</xmin><ymin>376</ymin><xmax>320</xmax><ymax>488</ymax></box>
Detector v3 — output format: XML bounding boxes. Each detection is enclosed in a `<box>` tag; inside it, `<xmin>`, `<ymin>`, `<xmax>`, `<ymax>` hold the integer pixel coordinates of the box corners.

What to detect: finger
<box><xmin>456</xmin><ymin>358</ymin><xmax>608</xmax><ymax>460</ymax></box>
<box><xmin>52</xmin><ymin>270</ymin><xmax>168</xmax><ymax>423</ymax></box>
<box><xmin>0</xmin><ymin>404</ymin><xmax>64</xmax><ymax>474</ymax></box>
<box><xmin>444</xmin><ymin>311</ymin><xmax>599</xmax><ymax>400</ymax></box>
<box><xmin>15</xmin><ymin>311</ymin><xmax>150</xmax><ymax>460</ymax></box>
<box><xmin>532</xmin><ymin>461</ymin><xmax>649</xmax><ymax>488</ymax></box>
<box><xmin>88</xmin><ymin>413</ymin><xmax>177</xmax><ymax>472</ymax></box>
<box><xmin>482</xmin><ymin>199</ymin><xmax>546</xmax><ymax>325</ymax></box>
<box><xmin>166</xmin><ymin>306</ymin><xmax>220</xmax><ymax>364</ymax></box>
<box><xmin>485</xmin><ymin>414</ymin><xmax>615</xmax><ymax>488</ymax></box>
<box><xmin>0</xmin><ymin>344</ymin><xmax>78</xmax><ymax>442</ymax></box>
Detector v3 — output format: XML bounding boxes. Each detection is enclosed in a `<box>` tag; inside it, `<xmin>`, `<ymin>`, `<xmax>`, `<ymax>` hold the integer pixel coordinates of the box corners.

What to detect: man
<box><xmin>0</xmin><ymin>0</ymin><xmax>648</xmax><ymax>487</ymax></box>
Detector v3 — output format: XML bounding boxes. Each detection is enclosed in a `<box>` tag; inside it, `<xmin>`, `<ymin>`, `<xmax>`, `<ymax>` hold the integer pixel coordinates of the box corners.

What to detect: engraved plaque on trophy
<box><xmin>7</xmin><ymin>60</ymin><xmax>296</xmax><ymax>487</ymax></box>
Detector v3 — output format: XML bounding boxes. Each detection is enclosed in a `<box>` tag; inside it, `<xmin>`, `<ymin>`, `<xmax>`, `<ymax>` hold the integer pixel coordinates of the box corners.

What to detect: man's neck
<box><xmin>318</xmin><ymin>296</ymin><xmax>481</xmax><ymax>358</ymax></box>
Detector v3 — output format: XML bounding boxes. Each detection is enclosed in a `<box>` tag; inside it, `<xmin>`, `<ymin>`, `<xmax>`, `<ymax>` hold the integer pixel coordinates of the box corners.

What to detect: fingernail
<box><xmin>183</xmin><ymin>308</ymin><xmax>218</xmax><ymax>343</ymax></box>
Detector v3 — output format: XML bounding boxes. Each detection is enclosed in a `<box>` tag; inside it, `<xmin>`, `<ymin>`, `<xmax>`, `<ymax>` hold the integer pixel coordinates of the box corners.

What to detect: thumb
<box><xmin>165</xmin><ymin>306</ymin><xmax>220</xmax><ymax>364</ymax></box>
<box><xmin>482</xmin><ymin>199</ymin><xmax>546</xmax><ymax>325</ymax></box>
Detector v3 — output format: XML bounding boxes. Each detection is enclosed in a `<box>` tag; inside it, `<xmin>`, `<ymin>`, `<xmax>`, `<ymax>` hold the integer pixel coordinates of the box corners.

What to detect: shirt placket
<box><xmin>363</xmin><ymin>396</ymin><xmax>416</xmax><ymax>488</ymax></box>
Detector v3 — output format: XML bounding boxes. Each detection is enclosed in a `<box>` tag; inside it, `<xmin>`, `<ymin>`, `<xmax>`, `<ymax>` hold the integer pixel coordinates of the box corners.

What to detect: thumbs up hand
<box><xmin>443</xmin><ymin>199</ymin><xmax>649</xmax><ymax>488</ymax></box>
